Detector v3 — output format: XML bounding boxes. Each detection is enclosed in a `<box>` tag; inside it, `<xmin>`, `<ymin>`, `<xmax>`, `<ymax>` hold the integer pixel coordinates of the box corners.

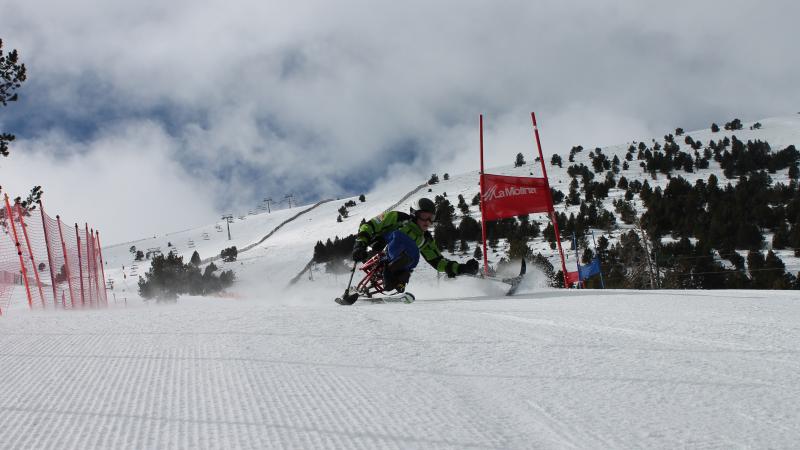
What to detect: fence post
<box><xmin>39</xmin><ymin>201</ymin><xmax>60</xmax><ymax>307</ymax></box>
<box><xmin>84</xmin><ymin>224</ymin><xmax>94</xmax><ymax>307</ymax></box>
<box><xmin>57</xmin><ymin>216</ymin><xmax>76</xmax><ymax>308</ymax></box>
<box><xmin>17</xmin><ymin>203</ymin><xmax>47</xmax><ymax>308</ymax></box>
<box><xmin>96</xmin><ymin>230</ymin><xmax>109</xmax><ymax>306</ymax></box>
<box><xmin>5</xmin><ymin>194</ymin><xmax>33</xmax><ymax>309</ymax></box>
<box><xmin>90</xmin><ymin>228</ymin><xmax>101</xmax><ymax>307</ymax></box>
<box><xmin>75</xmin><ymin>223</ymin><xmax>85</xmax><ymax>307</ymax></box>
<box><xmin>89</xmin><ymin>228</ymin><xmax>96</xmax><ymax>306</ymax></box>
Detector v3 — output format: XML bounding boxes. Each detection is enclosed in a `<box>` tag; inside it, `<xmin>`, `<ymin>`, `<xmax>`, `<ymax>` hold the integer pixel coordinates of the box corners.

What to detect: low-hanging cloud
<box><xmin>2</xmin><ymin>120</ymin><xmax>219</xmax><ymax>244</ymax></box>
<box><xmin>1</xmin><ymin>0</ymin><xmax>798</xmax><ymax>243</ymax></box>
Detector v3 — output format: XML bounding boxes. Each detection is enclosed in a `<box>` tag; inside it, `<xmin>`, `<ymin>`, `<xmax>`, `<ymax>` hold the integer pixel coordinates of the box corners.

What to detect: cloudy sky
<box><xmin>1</xmin><ymin>0</ymin><xmax>798</xmax><ymax>244</ymax></box>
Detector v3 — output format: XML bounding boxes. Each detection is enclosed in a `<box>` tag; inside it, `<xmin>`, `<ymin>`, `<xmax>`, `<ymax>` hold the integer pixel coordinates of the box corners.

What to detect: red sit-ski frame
<box><xmin>354</xmin><ymin>252</ymin><xmax>391</xmax><ymax>298</ymax></box>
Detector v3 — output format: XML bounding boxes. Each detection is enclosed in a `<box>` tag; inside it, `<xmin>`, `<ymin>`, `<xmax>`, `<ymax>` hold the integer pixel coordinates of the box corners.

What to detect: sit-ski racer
<box><xmin>350</xmin><ymin>197</ymin><xmax>479</xmax><ymax>295</ymax></box>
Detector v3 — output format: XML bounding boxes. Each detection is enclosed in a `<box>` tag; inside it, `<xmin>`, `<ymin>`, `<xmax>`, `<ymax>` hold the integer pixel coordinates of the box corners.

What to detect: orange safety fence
<box><xmin>0</xmin><ymin>195</ymin><xmax>107</xmax><ymax>315</ymax></box>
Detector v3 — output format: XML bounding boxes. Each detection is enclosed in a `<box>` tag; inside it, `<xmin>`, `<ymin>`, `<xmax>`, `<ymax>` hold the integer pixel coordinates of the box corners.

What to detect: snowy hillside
<box><xmin>95</xmin><ymin>113</ymin><xmax>800</xmax><ymax>304</ymax></box>
<box><xmin>2</xmin><ymin>115</ymin><xmax>800</xmax><ymax>448</ymax></box>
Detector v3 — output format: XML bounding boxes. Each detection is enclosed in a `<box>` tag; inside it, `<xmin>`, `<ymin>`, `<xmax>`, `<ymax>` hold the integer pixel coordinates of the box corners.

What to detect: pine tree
<box><xmin>765</xmin><ymin>250</ymin><xmax>790</xmax><ymax>289</ymax></box>
<box><xmin>1</xmin><ymin>39</ymin><xmax>40</xmax><ymax>207</ymax></box>
<box><xmin>550</xmin><ymin>188</ymin><xmax>565</xmax><ymax>204</ymax></box>
<box><xmin>457</xmin><ymin>194</ymin><xmax>470</xmax><ymax>215</ymax></box>
<box><xmin>138</xmin><ymin>252</ymin><xmax>186</xmax><ymax>302</ymax></box>
<box><xmin>457</xmin><ymin>216</ymin><xmax>482</xmax><ymax>241</ymax></box>
<box><xmin>789</xmin><ymin>165</ymin><xmax>799</xmax><ymax>180</ymax></box>
<box><xmin>313</xmin><ymin>241</ymin><xmax>327</xmax><ymax>262</ymax></box>
<box><xmin>190</xmin><ymin>251</ymin><xmax>201</xmax><ymax>266</ymax></box>
<box><xmin>724</xmin><ymin>118</ymin><xmax>743</xmax><ymax>131</ymax></box>
<box><xmin>508</xmin><ymin>236</ymin><xmax>530</xmax><ymax>260</ymax></box>
<box><xmin>1</xmin><ymin>39</ymin><xmax>27</xmax><ymax>158</ymax></box>
<box><xmin>772</xmin><ymin>222</ymin><xmax>791</xmax><ymax>249</ymax></box>
<box><xmin>219</xmin><ymin>269</ymin><xmax>236</xmax><ymax>288</ymax></box>
<box><xmin>747</xmin><ymin>250</ymin><xmax>767</xmax><ymax>288</ymax></box>
<box><xmin>221</xmin><ymin>246</ymin><xmax>238</xmax><ymax>262</ymax></box>
<box><xmin>543</xmin><ymin>223</ymin><xmax>556</xmax><ymax>244</ymax></box>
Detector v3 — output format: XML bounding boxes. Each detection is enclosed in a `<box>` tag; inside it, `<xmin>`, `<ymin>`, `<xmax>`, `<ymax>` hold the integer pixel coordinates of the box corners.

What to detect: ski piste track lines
<box><xmin>0</xmin><ymin>316</ymin><xmax>503</xmax><ymax>448</ymax></box>
<box><xmin>346</xmin><ymin>304</ymin><xmax>621</xmax><ymax>448</ymax></box>
<box><xmin>350</xmin><ymin>296</ymin><xmax>799</xmax><ymax>448</ymax></box>
<box><xmin>2</xmin><ymin>292</ymin><xmax>800</xmax><ymax>449</ymax></box>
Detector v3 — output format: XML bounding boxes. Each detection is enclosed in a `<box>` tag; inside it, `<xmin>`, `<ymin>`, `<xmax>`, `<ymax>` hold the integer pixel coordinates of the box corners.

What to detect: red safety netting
<box><xmin>14</xmin><ymin>204</ymin><xmax>51</xmax><ymax>309</ymax></box>
<box><xmin>0</xmin><ymin>208</ymin><xmax>23</xmax><ymax>315</ymax></box>
<box><xmin>40</xmin><ymin>210</ymin><xmax>73</xmax><ymax>308</ymax></box>
<box><xmin>0</xmin><ymin>196</ymin><xmax>108</xmax><ymax>315</ymax></box>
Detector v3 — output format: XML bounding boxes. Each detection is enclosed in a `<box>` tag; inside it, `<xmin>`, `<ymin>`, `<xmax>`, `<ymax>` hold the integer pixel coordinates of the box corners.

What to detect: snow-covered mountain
<box><xmin>3</xmin><ymin>115</ymin><xmax>800</xmax><ymax>449</ymax></box>
<box><xmin>98</xmin><ymin>114</ymin><xmax>800</xmax><ymax>301</ymax></box>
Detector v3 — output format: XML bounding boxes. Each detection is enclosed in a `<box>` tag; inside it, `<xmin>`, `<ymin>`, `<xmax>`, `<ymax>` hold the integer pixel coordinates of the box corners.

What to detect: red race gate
<box><xmin>478</xmin><ymin>113</ymin><xmax>569</xmax><ymax>287</ymax></box>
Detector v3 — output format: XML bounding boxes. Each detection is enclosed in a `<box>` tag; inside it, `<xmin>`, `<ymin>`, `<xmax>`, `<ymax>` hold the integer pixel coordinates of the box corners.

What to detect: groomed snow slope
<box><xmin>1</xmin><ymin>290</ymin><xmax>799</xmax><ymax>448</ymax></box>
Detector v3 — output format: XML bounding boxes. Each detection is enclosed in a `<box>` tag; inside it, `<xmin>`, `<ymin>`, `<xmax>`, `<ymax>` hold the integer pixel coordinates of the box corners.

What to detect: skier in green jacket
<box><xmin>352</xmin><ymin>197</ymin><xmax>479</xmax><ymax>292</ymax></box>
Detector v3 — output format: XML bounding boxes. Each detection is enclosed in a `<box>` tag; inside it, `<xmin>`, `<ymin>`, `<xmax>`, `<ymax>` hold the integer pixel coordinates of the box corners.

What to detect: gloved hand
<box><xmin>352</xmin><ymin>241</ymin><xmax>369</xmax><ymax>262</ymax></box>
<box><xmin>458</xmin><ymin>258</ymin><xmax>479</xmax><ymax>276</ymax></box>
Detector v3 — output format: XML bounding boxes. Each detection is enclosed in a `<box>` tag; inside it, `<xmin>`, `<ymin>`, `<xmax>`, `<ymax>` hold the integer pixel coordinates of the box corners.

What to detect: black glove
<box><xmin>352</xmin><ymin>241</ymin><xmax>369</xmax><ymax>262</ymax></box>
<box><xmin>458</xmin><ymin>259</ymin><xmax>479</xmax><ymax>276</ymax></box>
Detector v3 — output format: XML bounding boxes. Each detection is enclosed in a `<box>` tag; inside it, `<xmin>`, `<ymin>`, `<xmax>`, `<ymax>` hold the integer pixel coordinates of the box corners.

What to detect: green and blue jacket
<box><xmin>357</xmin><ymin>211</ymin><xmax>462</xmax><ymax>277</ymax></box>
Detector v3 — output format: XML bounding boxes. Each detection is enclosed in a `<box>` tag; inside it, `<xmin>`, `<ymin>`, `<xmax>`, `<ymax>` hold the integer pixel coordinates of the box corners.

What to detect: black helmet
<box><xmin>410</xmin><ymin>197</ymin><xmax>436</xmax><ymax>218</ymax></box>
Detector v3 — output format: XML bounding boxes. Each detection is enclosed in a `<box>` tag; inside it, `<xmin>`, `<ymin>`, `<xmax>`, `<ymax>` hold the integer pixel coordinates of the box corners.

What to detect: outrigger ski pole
<box><xmin>335</xmin><ymin>261</ymin><xmax>360</xmax><ymax>305</ymax></box>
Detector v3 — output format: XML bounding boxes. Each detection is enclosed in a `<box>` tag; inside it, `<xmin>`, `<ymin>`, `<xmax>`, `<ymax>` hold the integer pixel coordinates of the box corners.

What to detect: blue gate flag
<box><xmin>578</xmin><ymin>257</ymin><xmax>601</xmax><ymax>281</ymax></box>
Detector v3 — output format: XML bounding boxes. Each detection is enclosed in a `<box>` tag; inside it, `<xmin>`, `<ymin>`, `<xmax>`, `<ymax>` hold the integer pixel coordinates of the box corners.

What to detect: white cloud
<box><xmin>1</xmin><ymin>0</ymin><xmax>798</xmax><ymax>241</ymax></box>
<box><xmin>2</xmin><ymin>121</ymin><xmax>219</xmax><ymax>244</ymax></box>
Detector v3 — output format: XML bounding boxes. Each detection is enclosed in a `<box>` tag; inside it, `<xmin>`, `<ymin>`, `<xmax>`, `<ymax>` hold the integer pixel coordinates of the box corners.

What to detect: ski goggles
<box><xmin>417</xmin><ymin>213</ymin><xmax>435</xmax><ymax>223</ymax></box>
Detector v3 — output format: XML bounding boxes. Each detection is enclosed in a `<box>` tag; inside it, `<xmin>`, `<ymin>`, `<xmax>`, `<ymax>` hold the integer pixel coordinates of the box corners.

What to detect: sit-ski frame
<box><xmin>354</xmin><ymin>252</ymin><xmax>393</xmax><ymax>298</ymax></box>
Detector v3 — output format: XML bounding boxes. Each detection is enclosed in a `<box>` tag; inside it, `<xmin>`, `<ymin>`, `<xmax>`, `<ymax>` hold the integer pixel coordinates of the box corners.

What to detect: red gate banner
<box><xmin>481</xmin><ymin>174</ymin><xmax>552</xmax><ymax>221</ymax></box>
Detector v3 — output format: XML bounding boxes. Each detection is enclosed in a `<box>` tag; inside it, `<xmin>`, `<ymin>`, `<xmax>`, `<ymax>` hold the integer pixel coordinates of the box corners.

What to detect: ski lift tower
<box><xmin>284</xmin><ymin>193</ymin><xmax>294</xmax><ymax>209</ymax></box>
<box><xmin>263</xmin><ymin>197</ymin><xmax>273</xmax><ymax>214</ymax></box>
<box><xmin>221</xmin><ymin>214</ymin><xmax>234</xmax><ymax>240</ymax></box>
